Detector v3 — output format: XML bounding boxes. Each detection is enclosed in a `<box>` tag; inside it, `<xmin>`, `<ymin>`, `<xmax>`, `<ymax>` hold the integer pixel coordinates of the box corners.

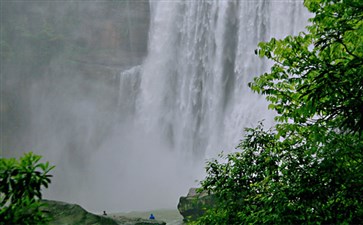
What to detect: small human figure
<box><xmin>149</xmin><ymin>213</ymin><xmax>155</xmax><ymax>220</ymax></box>
<box><xmin>103</xmin><ymin>211</ymin><xmax>107</xmax><ymax>216</ymax></box>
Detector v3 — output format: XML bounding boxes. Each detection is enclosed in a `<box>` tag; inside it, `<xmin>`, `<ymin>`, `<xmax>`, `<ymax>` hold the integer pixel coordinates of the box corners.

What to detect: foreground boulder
<box><xmin>177</xmin><ymin>188</ymin><xmax>215</xmax><ymax>222</ymax></box>
<box><xmin>41</xmin><ymin>200</ymin><xmax>165</xmax><ymax>225</ymax></box>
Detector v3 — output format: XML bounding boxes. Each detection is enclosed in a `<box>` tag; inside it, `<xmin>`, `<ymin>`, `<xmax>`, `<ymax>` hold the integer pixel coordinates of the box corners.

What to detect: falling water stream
<box><xmin>119</xmin><ymin>0</ymin><xmax>309</xmax><ymax>165</ymax></box>
<box><xmin>110</xmin><ymin>0</ymin><xmax>310</xmax><ymax>212</ymax></box>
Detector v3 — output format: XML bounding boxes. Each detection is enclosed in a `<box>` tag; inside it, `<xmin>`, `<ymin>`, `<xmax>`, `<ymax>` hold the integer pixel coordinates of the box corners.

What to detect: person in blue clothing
<box><xmin>149</xmin><ymin>213</ymin><xmax>155</xmax><ymax>220</ymax></box>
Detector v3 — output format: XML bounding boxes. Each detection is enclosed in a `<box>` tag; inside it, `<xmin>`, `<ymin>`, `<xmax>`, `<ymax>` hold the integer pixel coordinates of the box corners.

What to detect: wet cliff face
<box><xmin>1</xmin><ymin>0</ymin><xmax>150</xmax><ymax>154</ymax></box>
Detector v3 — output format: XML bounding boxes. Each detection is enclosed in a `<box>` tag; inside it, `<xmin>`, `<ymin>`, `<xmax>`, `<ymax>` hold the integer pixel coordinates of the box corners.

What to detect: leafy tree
<box><xmin>0</xmin><ymin>152</ymin><xmax>55</xmax><ymax>225</ymax></box>
<box><xmin>252</xmin><ymin>0</ymin><xmax>363</xmax><ymax>134</ymax></box>
<box><xmin>197</xmin><ymin>124</ymin><xmax>363</xmax><ymax>224</ymax></box>
<box><xmin>196</xmin><ymin>0</ymin><xmax>363</xmax><ymax>224</ymax></box>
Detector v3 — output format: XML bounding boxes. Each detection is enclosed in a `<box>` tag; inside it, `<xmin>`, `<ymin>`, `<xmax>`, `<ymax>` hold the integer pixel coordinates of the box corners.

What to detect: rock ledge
<box><xmin>42</xmin><ymin>199</ymin><xmax>165</xmax><ymax>225</ymax></box>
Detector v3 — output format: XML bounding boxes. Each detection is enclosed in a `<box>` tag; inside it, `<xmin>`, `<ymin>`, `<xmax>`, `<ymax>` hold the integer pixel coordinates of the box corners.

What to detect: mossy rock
<box><xmin>41</xmin><ymin>200</ymin><xmax>166</xmax><ymax>225</ymax></box>
<box><xmin>41</xmin><ymin>200</ymin><xmax>118</xmax><ymax>225</ymax></box>
<box><xmin>177</xmin><ymin>188</ymin><xmax>215</xmax><ymax>222</ymax></box>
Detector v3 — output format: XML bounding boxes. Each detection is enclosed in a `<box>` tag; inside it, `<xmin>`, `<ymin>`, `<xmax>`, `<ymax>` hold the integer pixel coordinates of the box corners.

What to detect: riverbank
<box><xmin>42</xmin><ymin>200</ymin><xmax>176</xmax><ymax>225</ymax></box>
<box><xmin>110</xmin><ymin>209</ymin><xmax>183</xmax><ymax>225</ymax></box>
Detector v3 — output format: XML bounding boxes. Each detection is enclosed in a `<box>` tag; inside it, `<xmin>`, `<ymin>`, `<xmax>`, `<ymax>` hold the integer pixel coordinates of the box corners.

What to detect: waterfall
<box><xmin>119</xmin><ymin>1</ymin><xmax>310</xmax><ymax>161</ymax></box>
<box><xmin>30</xmin><ymin>0</ymin><xmax>310</xmax><ymax>212</ymax></box>
<box><xmin>31</xmin><ymin>0</ymin><xmax>310</xmax><ymax>212</ymax></box>
<box><xmin>2</xmin><ymin>0</ymin><xmax>311</xmax><ymax>212</ymax></box>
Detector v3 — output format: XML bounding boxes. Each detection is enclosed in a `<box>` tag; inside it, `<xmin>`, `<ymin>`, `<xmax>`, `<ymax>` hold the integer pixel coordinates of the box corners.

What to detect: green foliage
<box><xmin>197</xmin><ymin>124</ymin><xmax>363</xmax><ymax>224</ymax></box>
<box><xmin>251</xmin><ymin>0</ymin><xmax>363</xmax><ymax>134</ymax></box>
<box><xmin>0</xmin><ymin>152</ymin><xmax>55</xmax><ymax>225</ymax></box>
<box><xmin>196</xmin><ymin>0</ymin><xmax>363</xmax><ymax>224</ymax></box>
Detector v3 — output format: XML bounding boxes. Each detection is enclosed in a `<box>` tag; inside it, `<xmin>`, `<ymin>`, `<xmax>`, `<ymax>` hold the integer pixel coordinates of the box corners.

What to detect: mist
<box><xmin>1</xmin><ymin>0</ymin><xmax>309</xmax><ymax>213</ymax></box>
<box><xmin>1</xmin><ymin>0</ymin><xmax>204</xmax><ymax>212</ymax></box>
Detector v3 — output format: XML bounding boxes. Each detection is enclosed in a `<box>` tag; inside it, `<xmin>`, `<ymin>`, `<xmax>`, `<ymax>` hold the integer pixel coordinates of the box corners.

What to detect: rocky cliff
<box><xmin>1</xmin><ymin>0</ymin><xmax>150</xmax><ymax>155</ymax></box>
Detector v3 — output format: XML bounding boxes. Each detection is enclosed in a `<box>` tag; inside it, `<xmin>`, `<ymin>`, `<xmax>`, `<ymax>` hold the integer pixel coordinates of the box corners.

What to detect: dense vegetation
<box><xmin>0</xmin><ymin>152</ymin><xmax>55</xmax><ymax>225</ymax></box>
<box><xmin>196</xmin><ymin>0</ymin><xmax>363</xmax><ymax>224</ymax></box>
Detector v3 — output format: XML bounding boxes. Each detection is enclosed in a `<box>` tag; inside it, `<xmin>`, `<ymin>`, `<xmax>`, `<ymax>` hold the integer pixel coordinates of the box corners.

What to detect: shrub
<box><xmin>0</xmin><ymin>152</ymin><xmax>55</xmax><ymax>225</ymax></box>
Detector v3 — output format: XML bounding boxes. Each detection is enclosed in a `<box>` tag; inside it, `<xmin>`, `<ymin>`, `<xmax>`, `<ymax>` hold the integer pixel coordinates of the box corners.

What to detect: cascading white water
<box><xmin>120</xmin><ymin>0</ymin><xmax>310</xmax><ymax>161</ymax></box>
<box><xmin>39</xmin><ymin>0</ymin><xmax>310</xmax><ymax>212</ymax></box>
<box><xmin>2</xmin><ymin>0</ymin><xmax>312</xmax><ymax>213</ymax></box>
